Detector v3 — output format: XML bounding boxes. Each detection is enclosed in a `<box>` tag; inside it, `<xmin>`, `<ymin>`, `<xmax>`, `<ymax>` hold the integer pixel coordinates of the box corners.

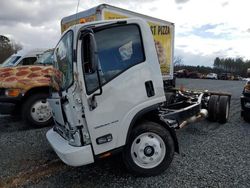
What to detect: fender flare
<box><xmin>126</xmin><ymin>104</ymin><xmax>179</xmax><ymax>153</ymax></box>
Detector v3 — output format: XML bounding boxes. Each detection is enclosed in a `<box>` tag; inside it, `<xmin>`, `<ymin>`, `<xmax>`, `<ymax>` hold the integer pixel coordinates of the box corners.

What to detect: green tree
<box><xmin>0</xmin><ymin>35</ymin><xmax>22</xmax><ymax>64</ymax></box>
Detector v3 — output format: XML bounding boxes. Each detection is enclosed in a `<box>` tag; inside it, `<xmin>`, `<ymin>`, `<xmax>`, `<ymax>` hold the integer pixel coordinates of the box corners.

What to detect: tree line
<box><xmin>174</xmin><ymin>56</ymin><xmax>250</xmax><ymax>77</ymax></box>
<box><xmin>0</xmin><ymin>35</ymin><xmax>22</xmax><ymax>64</ymax></box>
<box><xmin>214</xmin><ymin>57</ymin><xmax>250</xmax><ymax>77</ymax></box>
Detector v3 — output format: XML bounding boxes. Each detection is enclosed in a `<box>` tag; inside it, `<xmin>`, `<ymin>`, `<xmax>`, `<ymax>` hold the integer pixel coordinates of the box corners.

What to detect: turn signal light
<box><xmin>96</xmin><ymin>134</ymin><xmax>113</xmax><ymax>145</ymax></box>
<box><xmin>99</xmin><ymin>152</ymin><xmax>112</xmax><ymax>159</ymax></box>
<box><xmin>5</xmin><ymin>89</ymin><xmax>21</xmax><ymax>97</ymax></box>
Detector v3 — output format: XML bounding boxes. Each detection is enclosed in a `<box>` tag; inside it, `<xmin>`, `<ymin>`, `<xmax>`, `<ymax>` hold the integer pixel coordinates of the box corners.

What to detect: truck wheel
<box><xmin>217</xmin><ymin>96</ymin><xmax>230</xmax><ymax>124</ymax></box>
<box><xmin>22</xmin><ymin>93</ymin><xmax>53</xmax><ymax>127</ymax></box>
<box><xmin>208</xmin><ymin>95</ymin><xmax>219</xmax><ymax>122</ymax></box>
<box><xmin>123</xmin><ymin>121</ymin><xmax>174</xmax><ymax>176</ymax></box>
<box><xmin>165</xmin><ymin>92</ymin><xmax>175</xmax><ymax>106</ymax></box>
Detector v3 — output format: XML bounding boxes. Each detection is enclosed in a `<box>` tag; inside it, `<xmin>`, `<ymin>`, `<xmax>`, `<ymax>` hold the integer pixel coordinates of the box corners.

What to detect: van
<box><xmin>1</xmin><ymin>49</ymin><xmax>46</xmax><ymax>67</ymax></box>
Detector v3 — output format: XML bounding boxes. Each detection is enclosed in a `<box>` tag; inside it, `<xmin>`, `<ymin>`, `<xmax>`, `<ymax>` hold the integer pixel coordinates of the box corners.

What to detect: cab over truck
<box><xmin>46</xmin><ymin>13</ymin><xmax>231</xmax><ymax>176</ymax></box>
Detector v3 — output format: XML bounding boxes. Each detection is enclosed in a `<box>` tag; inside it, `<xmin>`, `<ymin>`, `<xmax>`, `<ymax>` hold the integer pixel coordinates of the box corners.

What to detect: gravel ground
<box><xmin>0</xmin><ymin>79</ymin><xmax>249</xmax><ymax>188</ymax></box>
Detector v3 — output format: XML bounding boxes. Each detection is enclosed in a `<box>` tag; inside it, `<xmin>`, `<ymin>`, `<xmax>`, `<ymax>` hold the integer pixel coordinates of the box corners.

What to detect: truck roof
<box><xmin>64</xmin><ymin>18</ymin><xmax>144</xmax><ymax>35</ymax></box>
<box><xmin>61</xmin><ymin>4</ymin><xmax>174</xmax><ymax>26</ymax></box>
<box><xmin>13</xmin><ymin>48</ymin><xmax>47</xmax><ymax>57</ymax></box>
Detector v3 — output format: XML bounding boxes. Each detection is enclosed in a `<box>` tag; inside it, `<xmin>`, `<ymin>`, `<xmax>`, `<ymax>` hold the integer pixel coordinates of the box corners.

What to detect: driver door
<box><xmin>79</xmin><ymin>23</ymin><xmax>149</xmax><ymax>155</ymax></box>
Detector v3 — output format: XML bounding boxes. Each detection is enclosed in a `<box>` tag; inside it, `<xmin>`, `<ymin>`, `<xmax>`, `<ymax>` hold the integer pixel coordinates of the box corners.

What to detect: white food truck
<box><xmin>46</xmin><ymin>4</ymin><xmax>231</xmax><ymax>176</ymax></box>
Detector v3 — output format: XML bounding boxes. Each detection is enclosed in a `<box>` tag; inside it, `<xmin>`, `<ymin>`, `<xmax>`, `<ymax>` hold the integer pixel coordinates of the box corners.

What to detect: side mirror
<box><xmin>89</xmin><ymin>33</ymin><xmax>98</xmax><ymax>73</ymax></box>
<box><xmin>80</xmin><ymin>29</ymin><xmax>103</xmax><ymax>111</ymax></box>
<box><xmin>88</xmin><ymin>33</ymin><xmax>103</xmax><ymax>110</ymax></box>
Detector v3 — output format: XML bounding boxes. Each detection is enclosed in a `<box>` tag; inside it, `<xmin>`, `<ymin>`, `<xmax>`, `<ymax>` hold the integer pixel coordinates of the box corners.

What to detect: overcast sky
<box><xmin>1</xmin><ymin>0</ymin><xmax>250</xmax><ymax>66</ymax></box>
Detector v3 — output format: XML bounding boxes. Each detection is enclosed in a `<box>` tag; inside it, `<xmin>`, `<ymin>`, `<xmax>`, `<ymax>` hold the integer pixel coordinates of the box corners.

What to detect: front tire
<box><xmin>123</xmin><ymin>121</ymin><xmax>175</xmax><ymax>176</ymax></box>
<box><xmin>22</xmin><ymin>93</ymin><xmax>53</xmax><ymax>127</ymax></box>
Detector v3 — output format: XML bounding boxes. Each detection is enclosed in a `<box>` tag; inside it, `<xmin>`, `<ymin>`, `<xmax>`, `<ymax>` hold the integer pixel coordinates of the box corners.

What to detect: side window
<box><xmin>20</xmin><ymin>57</ymin><xmax>37</xmax><ymax>65</ymax></box>
<box><xmin>54</xmin><ymin>31</ymin><xmax>73</xmax><ymax>90</ymax></box>
<box><xmin>82</xmin><ymin>24</ymin><xmax>145</xmax><ymax>94</ymax></box>
<box><xmin>95</xmin><ymin>24</ymin><xmax>145</xmax><ymax>82</ymax></box>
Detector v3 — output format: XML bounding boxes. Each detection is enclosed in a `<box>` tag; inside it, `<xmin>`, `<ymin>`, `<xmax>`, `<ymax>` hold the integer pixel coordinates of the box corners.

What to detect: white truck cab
<box><xmin>47</xmin><ymin>18</ymin><xmax>178</xmax><ymax>176</ymax></box>
<box><xmin>1</xmin><ymin>49</ymin><xmax>46</xmax><ymax>67</ymax></box>
<box><xmin>46</xmin><ymin>15</ymin><xmax>232</xmax><ymax>176</ymax></box>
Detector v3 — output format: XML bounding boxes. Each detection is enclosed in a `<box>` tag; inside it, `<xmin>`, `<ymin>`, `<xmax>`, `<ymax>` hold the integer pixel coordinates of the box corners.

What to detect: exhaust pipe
<box><xmin>179</xmin><ymin>109</ymin><xmax>208</xmax><ymax>129</ymax></box>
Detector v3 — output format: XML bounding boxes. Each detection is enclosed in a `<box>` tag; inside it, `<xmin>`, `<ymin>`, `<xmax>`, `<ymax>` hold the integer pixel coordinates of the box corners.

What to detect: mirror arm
<box><xmin>92</xmin><ymin>67</ymin><xmax>102</xmax><ymax>99</ymax></box>
<box><xmin>89</xmin><ymin>62</ymin><xmax>102</xmax><ymax>111</ymax></box>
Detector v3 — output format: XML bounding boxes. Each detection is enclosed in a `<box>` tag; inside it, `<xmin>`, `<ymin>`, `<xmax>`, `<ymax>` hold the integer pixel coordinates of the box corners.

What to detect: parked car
<box><xmin>0</xmin><ymin>49</ymin><xmax>57</xmax><ymax>127</ymax></box>
<box><xmin>206</xmin><ymin>73</ymin><xmax>218</xmax><ymax>79</ymax></box>
<box><xmin>1</xmin><ymin>49</ymin><xmax>45</xmax><ymax>67</ymax></box>
<box><xmin>233</xmin><ymin>75</ymin><xmax>242</xmax><ymax>81</ymax></box>
<box><xmin>243</xmin><ymin>78</ymin><xmax>250</xmax><ymax>81</ymax></box>
<box><xmin>241</xmin><ymin>80</ymin><xmax>250</xmax><ymax>122</ymax></box>
<box><xmin>175</xmin><ymin>69</ymin><xmax>201</xmax><ymax>79</ymax></box>
<box><xmin>218</xmin><ymin>73</ymin><xmax>232</xmax><ymax>80</ymax></box>
<box><xmin>175</xmin><ymin>69</ymin><xmax>189</xmax><ymax>78</ymax></box>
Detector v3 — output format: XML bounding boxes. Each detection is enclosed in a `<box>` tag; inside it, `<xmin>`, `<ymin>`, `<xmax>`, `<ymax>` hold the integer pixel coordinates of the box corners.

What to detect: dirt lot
<box><xmin>0</xmin><ymin>79</ymin><xmax>250</xmax><ymax>188</ymax></box>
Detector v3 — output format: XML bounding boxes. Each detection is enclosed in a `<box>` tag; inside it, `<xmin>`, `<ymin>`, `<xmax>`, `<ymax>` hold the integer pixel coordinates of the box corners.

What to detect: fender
<box><xmin>126</xmin><ymin>104</ymin><xmax>179</xmax><ymax>153</ymax></box>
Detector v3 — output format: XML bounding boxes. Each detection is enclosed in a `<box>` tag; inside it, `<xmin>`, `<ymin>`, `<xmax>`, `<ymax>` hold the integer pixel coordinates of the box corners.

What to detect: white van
<box><xmin>1</xmin><ymin>49</ymin><xmax>46</xmax><ymax>67</ymax></box>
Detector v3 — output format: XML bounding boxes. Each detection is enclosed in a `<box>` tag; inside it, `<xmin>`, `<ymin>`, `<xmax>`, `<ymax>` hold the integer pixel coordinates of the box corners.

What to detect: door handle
<box><xmin>145</xmin><ymin>81</ymin><xmax>155</xmax><ymax>97</ymax></box>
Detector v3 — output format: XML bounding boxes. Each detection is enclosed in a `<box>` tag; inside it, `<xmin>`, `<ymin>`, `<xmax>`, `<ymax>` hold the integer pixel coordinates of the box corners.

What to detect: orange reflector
<box><xmin>5</xmin><ymin>89</ymin><xmax>21</xmax><ymax>97</ymax></box>
<box><xmin>99</xmin><ymin>152</ymin><xmax>112</xmax><ymax>159</ymax></box>
<box><xmin>79</xmin><ymin>18</ymin><xmax>86</xmax><ymax>24</ymax></box>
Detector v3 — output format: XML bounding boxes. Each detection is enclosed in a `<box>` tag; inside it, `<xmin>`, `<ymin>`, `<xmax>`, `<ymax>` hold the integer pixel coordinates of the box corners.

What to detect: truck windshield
<box><xmin>34</xmin><ymin>51</ymin><xmax>54</xmax><ymax>65</ymax></box>
<box><xmin>1</xmin><ymin>55</ymin><xmax>21</xmax><ymax>67</ymax></box>
<box><xmin>54</xmin><ymin>31</ymin><xmax>73</xmax><ymax>90</ymax></box>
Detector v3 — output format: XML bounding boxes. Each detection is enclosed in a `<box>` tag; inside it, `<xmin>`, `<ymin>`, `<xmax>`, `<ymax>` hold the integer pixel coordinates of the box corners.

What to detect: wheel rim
<box><xmin>30</xmin><ymin>99</ymin><xmax>52</xmax><ymax>123</ymax></box>
<box><xmin>131</xmin><ymin>132</ymin><xmax>166</xmax><ymax>169</ymax></box>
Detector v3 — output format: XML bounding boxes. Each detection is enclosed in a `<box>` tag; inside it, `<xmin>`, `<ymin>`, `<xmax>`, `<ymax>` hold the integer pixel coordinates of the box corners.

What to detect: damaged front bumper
<box><xmin>46</xmin><ymin>129</ymin><xmax>94</xmax><ymax>166</ymax></box>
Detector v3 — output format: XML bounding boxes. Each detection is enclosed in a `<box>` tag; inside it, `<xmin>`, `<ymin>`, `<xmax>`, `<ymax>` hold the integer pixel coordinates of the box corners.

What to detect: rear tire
<box><xmin>22</xmin><ymin>93</ymin><xmax>53</xmax><ymax>128</ymax></box>
<box><xmin>217</xmin><ymin>96</ymin><xmax>230</xmax><ymax>124</ymax></box>
<box><xmin>123</xmin><ymin>121</ymin><xmax>175</xmax><ymax>177</ymax></box>
<box><xmin>208</xmin><ymin>95</ymin><xmax>219</xmax><ymax>122</ymax></box>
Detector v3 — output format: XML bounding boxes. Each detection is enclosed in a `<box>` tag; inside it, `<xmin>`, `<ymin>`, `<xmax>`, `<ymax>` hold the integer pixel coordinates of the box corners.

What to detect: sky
<box><xmin>1</xmin><ymin>0</ymin><xmax>250</xmax><ymax>67</ymax></box>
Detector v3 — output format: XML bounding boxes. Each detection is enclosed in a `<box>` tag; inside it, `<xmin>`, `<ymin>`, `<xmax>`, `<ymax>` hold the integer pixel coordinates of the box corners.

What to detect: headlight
<box><xmin>5</xmin><ymin>88</ymin><xmax>22</xmax><ymax>97</ymax></box>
